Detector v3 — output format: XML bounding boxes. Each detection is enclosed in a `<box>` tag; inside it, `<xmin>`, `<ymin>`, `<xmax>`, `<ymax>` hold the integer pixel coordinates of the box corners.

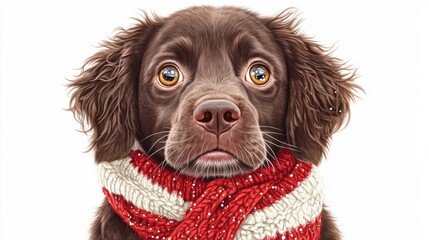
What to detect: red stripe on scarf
<box><xmin>129</xmin><ymin>149</ymin><xmax>312</xmax><ymax>209</ymax></box>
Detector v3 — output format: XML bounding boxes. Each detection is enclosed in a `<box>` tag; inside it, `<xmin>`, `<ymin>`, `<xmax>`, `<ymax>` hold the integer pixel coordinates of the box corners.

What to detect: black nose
<box><xmin>193</xmin><ymin>99</ymin><xmax>241</xmax><ymax>136</ymax></box>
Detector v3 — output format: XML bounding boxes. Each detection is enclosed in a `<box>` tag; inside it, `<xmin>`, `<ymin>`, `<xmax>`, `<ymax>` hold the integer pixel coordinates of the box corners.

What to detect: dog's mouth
<box><xmin>178</xmin><ymin>148</ymin><xmax>255</xmax><ymax>178</ymax></box>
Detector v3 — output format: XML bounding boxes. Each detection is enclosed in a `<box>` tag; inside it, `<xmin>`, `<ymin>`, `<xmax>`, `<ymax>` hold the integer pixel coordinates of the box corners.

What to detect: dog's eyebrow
<box><xmin>229</xmin><ymin>33</ymin><xmax>279</xmax><ymax>71</ymax></box>
<box><xmin>148</xmin><ymin>37</ymin><xmax>196</xmax><ymax>70</ymax></box>
<box><xmin>163</xmin><ymin>37</ymin><xmax>194</xmax><ymax>57</ymax></box>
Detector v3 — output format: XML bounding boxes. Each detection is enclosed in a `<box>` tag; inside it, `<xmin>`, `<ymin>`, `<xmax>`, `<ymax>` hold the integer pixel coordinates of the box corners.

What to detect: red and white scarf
<box><xmin>98</xmin><ymin>145</ymin><xmax>323</xmax><ymax>240</ymax></box>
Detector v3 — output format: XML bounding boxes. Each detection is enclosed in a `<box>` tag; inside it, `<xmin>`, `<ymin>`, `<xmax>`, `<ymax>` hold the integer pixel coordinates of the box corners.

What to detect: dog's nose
<box><xmin>193</xmin><ymin>99</ymin><xmax>241</xmax><ymax>136</ymax></box>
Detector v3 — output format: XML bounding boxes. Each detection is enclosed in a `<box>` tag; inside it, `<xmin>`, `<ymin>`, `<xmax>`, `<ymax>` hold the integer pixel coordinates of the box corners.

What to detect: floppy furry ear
<box><xmin>69</xmin><ymin>16</ymin><xmax>160</xmax><ymax>163</ymax></box>
<box><xmin>264</xmin><ymin>10</ymin><xmax>362</xmax><ymax>165</ymax></box>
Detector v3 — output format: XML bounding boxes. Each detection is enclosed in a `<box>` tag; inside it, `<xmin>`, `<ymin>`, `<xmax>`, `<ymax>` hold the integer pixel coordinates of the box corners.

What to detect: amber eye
<box><xmin>246</xmin><ymin>64</ymin><xmax>271</xmax><ymax>85</ymax></box>
<box><xmin>158</xmin><ymin>66</ymin><xmax>182</xmax><ymax>86</ymax></box>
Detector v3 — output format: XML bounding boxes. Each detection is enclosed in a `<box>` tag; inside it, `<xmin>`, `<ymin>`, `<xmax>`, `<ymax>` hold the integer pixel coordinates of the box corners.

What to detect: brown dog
<box><xmin>69</xmin><ymin>6</ymin><xmax>360</xmax><ymax>240</ymax></box>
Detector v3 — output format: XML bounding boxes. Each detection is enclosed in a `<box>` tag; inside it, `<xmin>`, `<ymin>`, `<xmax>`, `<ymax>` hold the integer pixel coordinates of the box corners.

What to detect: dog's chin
<box><xmin>175</xmin><ymin>150</ymin><xmax>256</xmax><ymax>178</ymax></box>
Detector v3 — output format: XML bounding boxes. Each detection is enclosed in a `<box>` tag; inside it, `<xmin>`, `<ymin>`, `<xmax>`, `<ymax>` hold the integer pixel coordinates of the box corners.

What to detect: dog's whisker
<box><xmin>146</xmin><ymin>144</ymin><xmax>169</xmax><ymax>160</ymax></box>
<box><xmin>262</xmin><ymin>134</ymin><xmax>298</xmax><ymax>149</ymax></box>
<box><xmin>263</xmin><ymin>139</ymin><xmax>287</xmax><ymax>151</ymax></box>
<box><xmin>260</xmin><ymin>131</ymin><xmax>285</xmax><ymax>136</ymax></box>
<box><xmin>238</xmin><ymin>126</ymin><xmax>284</xmax><ymax>133</ymax></box>
<box><xmin>177</xmin><ymin>140</ymin><xmax>201</xmax><ymax>177</ymax></box>
<box><xmin>163</xmin><ymin>133</ymin><xmax>200</xmax><ymax>170</ymax></box>
<box><xmin>241</xmin><ymin>142</ymin><xmax>269</xmax><ymax>172</ymax></box>
<box><xmin>238</xmin><ymin>130</ymin><xmax>285</xmax><ymax>136</ymax></box>
<box><xmin>225</xmin><ymin>134</ymin><xmax>245</xmax><ymax>177</ymax></box>
<box><xmin>222</xmin><ymin>135</ymin><xmax>246</xmax><ymax>174</ymax></box>
<box><xmin>185</xmin><ymin>137</ymin><xmax>202</xmax><ymax>167</ymax></box>
<box><xmin>236</xmin><ymin>130</ymin><xmax>298</xmax><ymax>154</ymax></box>
<box><xmin>235</xmin><ymin>161</ymin><xmax>244</xmax><ymax>175</ymax></box>
<box><xmin>160</xmin><ymin>138</ymin><xmax>198</xmax><ymax>146</ymax></box>
<box><xmin>235</xmin><ymin>141</ymin><xmax>250</xmax><ymax>166</ymax></box>
<box><xmin>161</xmin><ymin>140</ymin><xmax>190</xmax><ymax>144</ymax></box>
<box><xmin>196</xmin><ymin>158</ymin><xmax>207</xmax><ymax>178</ymax></box>
<box><xmin>260</xmin><ymin>141</ymin><xmax>277</xmax><ymax>162</ymax></box>
<box><xmin>173</xmin><ymin>166</ymin><xmax>183</xmax><ymax>177</ymax></box>
<box><xmin>185</xmin><ymin>143</ymin><xmax>196</xmax><ymax>166</ymax></box>
<box><xmin>236</xmin><ymin>129</ymin><xmax>289</xmax><ymax>149</ymax></box>
<box><xmin>173</xmin><ymin>144</ymin><xmax>194</xmax><ymax>177</ymax></box>
<box><xmin>263</xmin><ymin>141</ymin><xmax>278</xmax><ymax>162</ymax></box>
<box><xmin>258</xmin><ymin>125</ymin><xmax>285</xmax><ymax>132</ymax></box>
<box><xmin>227</xmin><ymin>133</ymin><xmax>241</xmax><ymax>162</ymax></box>
<box><xmin>247</xmin><ymin>139</ymin><xmax>275</xmax><ymax>172</ymax></box>
<box><xmin>178</xmin><ymin>165</ymin><xmax>189</xmax><ymax>176</ymax></box>
<box><xmin>260</xmin><ymin>133</ymin><xmax>301</xmax><ymax>152</ymax></box>
<box><xmin>261</xmin><ymin>132</ymin><xmax>287</xmax><ymax>143</ymax></box>
<box><xmin>164</xmin><ymin>133</ymin><xmax>199</xmax><ymax>145</ymax></box>
<box><xmin>152</xmin><ymin>159</ymin><xmax>169</xmax><ymax>174</ymax></box>
<box><xmin>147</xmin><ymin>134</ymin><xmax>169</xmax><ymax>153</ymax></box>
<box><xmin>166</xmin><ymin>145</ymin><xmax>183</xmax><ymax>162</ymax></box>
<box><xmin>241</xmin><ymin>139</ymin><xmax>271</xmax><ymax>169</ymax></box>
<box><xmin>139</xmin><ymin>131</ymin><xmax>170</xmax><ymax>143</ymax></box>
<box><xmin>173</xmin><ymin>147</ymin><xmax>189</xmax><ymax>170</ymax></box>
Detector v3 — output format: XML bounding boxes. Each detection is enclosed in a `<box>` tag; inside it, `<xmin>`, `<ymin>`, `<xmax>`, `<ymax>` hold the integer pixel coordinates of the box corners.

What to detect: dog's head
<box><xmin>69</xmin><ymin>6</ymin><xmax>360</xmax><ymax>178</ymax></box>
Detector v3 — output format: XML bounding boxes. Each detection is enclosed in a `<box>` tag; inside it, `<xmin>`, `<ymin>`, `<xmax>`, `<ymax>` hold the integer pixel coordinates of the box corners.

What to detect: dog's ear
<box><xmin>264</xmin><ymin>10</ymin><xmax>362</xmax><ymax>164</ymax></box>
<box><xmin>69</xmin><ymin>16</ymin><xmax>161</xmax><ymax>163</ymax></box>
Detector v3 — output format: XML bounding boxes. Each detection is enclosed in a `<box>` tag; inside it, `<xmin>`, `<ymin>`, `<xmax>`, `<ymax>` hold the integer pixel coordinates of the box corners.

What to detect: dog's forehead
<box><xmin>142</xmin><ymin>7</ymin><xmax>284</xmax><ymax>72</ymax></box>
<box><xmin>168</xmin><ymin>7</ymin><xmax>261</xmax><ymax>35</ymax></box>
<box><xmin>153</xmin><ymin>7</ymin><xmax>272</xmax><ymax>50</ymax></box>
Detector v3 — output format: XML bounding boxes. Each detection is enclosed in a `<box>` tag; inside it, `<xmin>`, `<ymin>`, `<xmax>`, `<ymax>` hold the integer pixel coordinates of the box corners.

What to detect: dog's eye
<box><xmin>158</xmin><ymin>66</ymin><xmax>182</xmax><ymax>86</ymax></box>
<box><xmin>246</xmin><ymin>64</ymin><xmax>271</xmax><ymax>85</ymax></box>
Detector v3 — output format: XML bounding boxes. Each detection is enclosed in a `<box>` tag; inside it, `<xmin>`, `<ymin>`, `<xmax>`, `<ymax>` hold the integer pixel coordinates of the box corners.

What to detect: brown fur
<box><xmin>263</xmin><ymin>12</ymin><xmax>361</xmax><ymax>164</ymax></box>
<box><xmin>69</xmin><ymin>6</ymin><xmax>361</xmax><ymax>240</ymax></box>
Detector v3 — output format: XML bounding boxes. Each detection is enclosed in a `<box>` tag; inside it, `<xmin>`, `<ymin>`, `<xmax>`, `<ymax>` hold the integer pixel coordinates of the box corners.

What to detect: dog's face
<box><xmin>138</xmin><ymin>8</ymin><xmax>287</xmax><ymax>177</ymax></box>
<box><xmin>70</xmin><ymin>7</ymin><xmax>359</xmax><ymax>178</ymax></box>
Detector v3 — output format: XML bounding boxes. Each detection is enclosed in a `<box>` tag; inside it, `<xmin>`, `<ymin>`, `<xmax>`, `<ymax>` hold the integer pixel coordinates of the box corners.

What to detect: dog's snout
<box><xmin>193</xmin><ymin>99</ymin><xmax>240</xmax><ymax>136</ymax></box>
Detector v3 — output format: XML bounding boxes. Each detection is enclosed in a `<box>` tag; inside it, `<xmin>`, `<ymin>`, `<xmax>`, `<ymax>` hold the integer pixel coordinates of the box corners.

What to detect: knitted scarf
<box><xmin>98</xmin><ymin>146</ymin><xmax>323</xmax><ymax>240</ymax></box>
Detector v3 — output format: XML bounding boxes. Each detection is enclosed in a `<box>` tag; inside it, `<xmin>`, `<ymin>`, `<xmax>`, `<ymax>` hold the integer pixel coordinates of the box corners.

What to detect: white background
<box><xmin>0</xmin><ymin>0</ymin><xmax>427</xmax><ymax>239</ymax></box>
